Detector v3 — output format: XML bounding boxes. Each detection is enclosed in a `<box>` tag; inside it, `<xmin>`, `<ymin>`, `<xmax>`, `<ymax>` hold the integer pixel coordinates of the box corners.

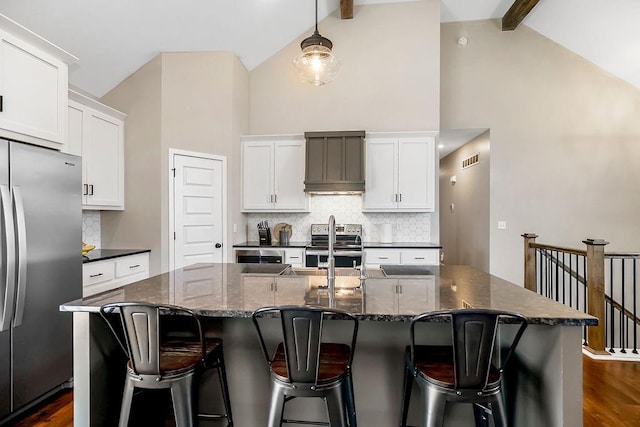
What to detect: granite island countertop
<box><xmin>61</xmin><ymin>263</ymin><xmax>596</xmax><ymax>326</ymax></box>
<box><xmin>82</xmin><ymin>249</ymin><xmax>151</xmax><ymax>263</ymax></box>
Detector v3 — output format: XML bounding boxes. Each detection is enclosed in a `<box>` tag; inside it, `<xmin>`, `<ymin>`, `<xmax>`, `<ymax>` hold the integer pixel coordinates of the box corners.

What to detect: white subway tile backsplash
<box><xmin>246</xmin><ymin>195</ymin><xmax>432</xmax><ymax>242</ymax></box>
<box><xmin>82</xmin><ymin>211</ymin><xmax>101</xmax><ymax>248</ymax></box>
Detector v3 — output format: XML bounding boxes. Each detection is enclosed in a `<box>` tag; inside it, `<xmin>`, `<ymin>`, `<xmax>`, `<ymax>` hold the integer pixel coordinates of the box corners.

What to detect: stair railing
<box><xmin>522</xmin><ymin>234</ymin><xmax>640</xmax><ymax>356</ymax></box>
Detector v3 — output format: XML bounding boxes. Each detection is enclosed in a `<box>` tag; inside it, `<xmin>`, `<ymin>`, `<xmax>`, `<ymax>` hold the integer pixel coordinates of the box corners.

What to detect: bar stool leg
<box><xmin>489</xmin><ymin>393</ymin><xmax>507</xmax><ymax>427</ymax></box>
<box><xmin>400</xmin><ymin>363</ymin><xmax>414</xmax><ymax>427</ymax></box>
<box><xmin>171</xmin><ymin>374</ymin><xmax>195</xmax><ymax>427</ymax></box>
<box><xmin>267</xmin><ymin>384</ymin><xmax>286</xmax><ymax>427</ymax></box>
<box><xmin>118</xmin><ymin>376</ymin><xmax>135</xmax><ymax>427</ymax></box>
<box><xmin>423</xmin><ymin>384</ymin><xmax>446</xmax><ymax>427</ymax></box>
<box><xmin>472</xmin><ymin>403</ymin><xmax>490</xmax><ymax>427</ymax></box>
<box><xmin>217</xmin><ymin>351</ymin><xmax>234</xmax><ymax>426</ymax></box>
<box><xmin>344</xmin><ymin>371</ymin><xmax>357</xmax><ymax>427</ymax></box>
<box><xmin>326</xmin><ymin>385</ymin><xmax>348</xmax><ymax>427</ymax></box>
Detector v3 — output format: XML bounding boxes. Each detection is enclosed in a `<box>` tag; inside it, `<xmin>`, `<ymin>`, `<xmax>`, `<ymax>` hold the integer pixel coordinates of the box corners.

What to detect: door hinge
<box><xmin>173</xmin><ymin>232</ymin><xmax>176</xmax><ymax>240</ymax></box>
<box><xmin>172</xmin><ymin>168</ymin><xmax>176</xmax><ymax>178</ymax></box>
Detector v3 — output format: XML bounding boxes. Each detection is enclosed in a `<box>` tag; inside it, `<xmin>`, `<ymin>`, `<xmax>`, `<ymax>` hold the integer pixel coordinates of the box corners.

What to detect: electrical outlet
<box><xmin>497</xmin><ymin>221</ymin><xmax>507</xmax><ymax>230</ymax></box>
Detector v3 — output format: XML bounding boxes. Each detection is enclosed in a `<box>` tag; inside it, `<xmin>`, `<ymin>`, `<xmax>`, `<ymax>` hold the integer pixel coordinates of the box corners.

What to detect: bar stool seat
<box><xmin>270</xmin><ymin>342</ymin><xmax>351</xmax><ymax>383</ymax></box>
<box><xmin>101</xmin><ymin>303</ymin><xmax>233</xmax><ymax>427</ymax></box>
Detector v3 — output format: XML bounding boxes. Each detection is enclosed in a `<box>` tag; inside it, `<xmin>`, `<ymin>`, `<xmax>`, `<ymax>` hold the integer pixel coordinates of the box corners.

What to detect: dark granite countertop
<box><xmin>363</xmin><ymin>242</ymin><xmax>442</xmax><ymax>249</ymax></box>
<box><xmin>233</xmin><ymin>241</ymin><xmax>309</xmax><ymax>248</ymax></box>
<box><xmin>83</xmin><ymin>249</ymin><xmax>151</xmax><ymax>264</ymax></box>
<box><xmin>61</xmin><ymin>263</ymin><xmax>595</xmax><ymax>326</ymax></box>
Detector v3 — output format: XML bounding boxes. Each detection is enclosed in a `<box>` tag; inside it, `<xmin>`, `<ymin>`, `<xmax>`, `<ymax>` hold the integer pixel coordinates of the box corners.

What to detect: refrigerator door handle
<box><xmin>12</xmin><ymin>186</ymin><xmax>27</xmax><ymax>327</ymax></box>
<box><xmin>0</xmin><ymin>184</ymin><xmax>16</xmax><ymax>332</ymax></box>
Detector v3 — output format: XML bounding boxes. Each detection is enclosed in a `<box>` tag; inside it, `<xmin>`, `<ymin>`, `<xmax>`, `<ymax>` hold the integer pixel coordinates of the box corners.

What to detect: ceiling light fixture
<box><xmin>293</xmin><ymin>0</ymin><xmax>341</xmax><ymax>86</ymax></box>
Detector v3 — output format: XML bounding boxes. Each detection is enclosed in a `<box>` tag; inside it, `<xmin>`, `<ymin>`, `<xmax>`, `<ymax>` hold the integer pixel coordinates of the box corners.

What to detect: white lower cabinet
<box><xmin>284</xmin><ymin>248</ymin><xmax>305</xmax><ymax>267</ymax></box>
<box><xmin>364</xmin><ymin>248</ymin><xmax>439</xmax><ymax>267</ymax></box>
<box><xmin>241</xmin><ymin>276</ymin><xmax>307</xmax><ymax>310</ymax></box>
<box><xmin>364</xmin><ymin>278</ymin><xmax>437</xmax><ymax>314</ymax></box>
<box><xmin>83</xmin><ymin>253</ymin><xmax>150</xmax><ymax>297</ymax></box>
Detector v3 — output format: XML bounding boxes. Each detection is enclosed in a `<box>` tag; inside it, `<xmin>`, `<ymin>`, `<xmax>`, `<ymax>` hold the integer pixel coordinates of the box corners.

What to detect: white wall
<box><xmin>441</xmin><ymin>20</ymin><xmax>640</xmax><ymax>284</ymax></box>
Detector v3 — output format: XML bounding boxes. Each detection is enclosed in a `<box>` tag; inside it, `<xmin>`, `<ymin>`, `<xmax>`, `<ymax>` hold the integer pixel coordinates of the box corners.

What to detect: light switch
<box><xmin>497</xmin><ymin>221</ymin><xmax>507</xmax><ymax>230</ymax></box>
<box><xmin>233</xmin><ymin>223</ymin><xmax>238</xmax><ymax>232</ymax></box>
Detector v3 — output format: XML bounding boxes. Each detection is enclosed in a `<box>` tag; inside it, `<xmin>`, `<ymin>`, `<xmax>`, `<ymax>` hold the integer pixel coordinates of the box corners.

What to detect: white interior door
<box><xmin>173</xmin><ymin>153</ymin><xmax>224</xmax><ymax>269</ymax></box>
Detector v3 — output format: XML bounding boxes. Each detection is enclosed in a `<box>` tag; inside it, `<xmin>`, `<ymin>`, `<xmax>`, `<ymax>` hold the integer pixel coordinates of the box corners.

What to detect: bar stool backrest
<box><xmin>100</xmin><ymin>302</ymin><xmax>205</xmax><ymax>377</ymax></box>
<box><xmin>252</xmin><ymin>305</ymin><xmax>359</xmax><ymax>386</ymax></box>
<box><xmin>410</xmin><ymin>309</ymin><xmax>528</xmax><ymax>390</ymax></box>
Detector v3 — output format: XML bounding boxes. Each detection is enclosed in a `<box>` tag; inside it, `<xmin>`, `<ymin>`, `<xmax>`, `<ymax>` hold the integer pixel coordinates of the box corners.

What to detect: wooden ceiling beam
<box><xmin>340</xmin><ymin>0</ymin><xmax>354</xmax><ymax>19</ymax></box>
<box><xmin>502</xmin><ymin>0</ymin><xmax>540</xmax><ymax>31</ymax></box>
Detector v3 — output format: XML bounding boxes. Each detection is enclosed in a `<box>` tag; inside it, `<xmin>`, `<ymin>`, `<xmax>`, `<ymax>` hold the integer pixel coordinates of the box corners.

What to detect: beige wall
<box><xmin>249</xmin><ymin>0</ymin><xmax>440</xmax><ymax>134</ymax></box>
<box><xmin>101</xmin><ymin>56</ymin><xmax>163</xmax><ymax>274</ymax></box>
<box><xmin>439</xmin><ymin>131</ymin><xmax>490</xmax><ymax>272</ymax></box>
<box><xmin>101</xmin><ymin>52</ymin><xmax>249</xmax><ymax>275</ymax></box>
<box><xmin>441</xmin><ymin>20</ymin><xmax>640</xmax><ymax>284</ymax></box>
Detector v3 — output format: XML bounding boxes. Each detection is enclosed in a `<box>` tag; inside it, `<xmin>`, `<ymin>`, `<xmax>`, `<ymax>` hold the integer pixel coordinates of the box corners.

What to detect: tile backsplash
<box><xmin>246</xmin><ymin>195</ymin><xmax>432</xmax><ymax>242</ymax></box>
<box><xmin>82</xmin><ymin>210</ymin><xmax>101</xmax><ymax>248</ymax></box>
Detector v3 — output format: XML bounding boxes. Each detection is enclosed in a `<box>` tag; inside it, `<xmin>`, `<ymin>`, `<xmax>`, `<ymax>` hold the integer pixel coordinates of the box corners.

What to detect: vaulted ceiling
<box><xmin>0</xmin><ymin>0</ymin><xmax>638</xmax><ymax>98</ymax></box>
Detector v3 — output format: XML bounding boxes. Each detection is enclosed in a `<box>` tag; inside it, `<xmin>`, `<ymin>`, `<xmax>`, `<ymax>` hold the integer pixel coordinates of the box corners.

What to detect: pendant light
<box><xmin>293</xmin><ymin>0</ymin><xmax>341</xmax><ymax>86</ymax></box>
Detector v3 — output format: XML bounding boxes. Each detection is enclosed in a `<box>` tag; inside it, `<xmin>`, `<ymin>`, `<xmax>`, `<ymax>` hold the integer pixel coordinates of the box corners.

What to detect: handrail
<box><xmin>530</xmin><ymin>242</ymin><xmax>586</xmax><ymax>257</ymax></box>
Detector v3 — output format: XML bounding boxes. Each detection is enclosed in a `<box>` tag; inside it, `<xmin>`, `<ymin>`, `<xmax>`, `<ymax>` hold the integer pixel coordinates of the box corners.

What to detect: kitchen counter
<box><xmin>233</xmin><ymin>241</ymin><xmax>309</xmax><ymax>248</ymax></box>
<box><xmin>62</xmin><ymin>264</ymin><xmax>591</xmax><ymax>427</ymax></box>
<box><xmin>62</xmin><ymin>264</ymin><xmax>593</xmax><ymax>325</ymax></box>
<box><xmin>82</xmin><ymin>248</ymin><xmax>150</xmax><ymax>263</ymax></box>
<box><xmin>363</xmin><ymin>241</ymin><xmax>442</xmax><ymax>249</ymax></box>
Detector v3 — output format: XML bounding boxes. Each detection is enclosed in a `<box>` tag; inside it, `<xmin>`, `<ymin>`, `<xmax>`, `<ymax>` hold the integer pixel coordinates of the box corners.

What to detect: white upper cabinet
<box><xmin>363</xmin><ymin>132</ymin><xmax>436</xmax><ymax>212</ymax></box>
<box><xmin>242</xmin><ymin>135</ymin><xmax>309</xmax><ymax>212</ymax></box>
<box><xmin>67</xmin><ymin>89</ymin><xmax>126</xmax><ymax>210</ymax></box>
<box><xmin>0</xmin><ymin>15</ymin><xmax>76</xmax><ymax>149</ymax></box>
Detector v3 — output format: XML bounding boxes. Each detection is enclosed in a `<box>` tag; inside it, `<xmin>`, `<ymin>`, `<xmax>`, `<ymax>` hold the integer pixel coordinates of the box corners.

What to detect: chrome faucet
<box><xmin>327</xmin><ymin>215</ymin><xmax>335</xmax><ymax>295</ymax></box>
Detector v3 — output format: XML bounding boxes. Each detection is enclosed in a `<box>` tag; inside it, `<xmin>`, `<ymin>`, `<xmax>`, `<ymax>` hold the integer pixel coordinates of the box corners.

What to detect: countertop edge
<box><xmin>83</xmin><ymin>249</ymin><xmax>151</xmax><ymax>264</ymax></box>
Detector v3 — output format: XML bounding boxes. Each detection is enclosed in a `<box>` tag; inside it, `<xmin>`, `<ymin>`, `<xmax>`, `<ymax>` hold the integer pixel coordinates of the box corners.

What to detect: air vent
<box><xmin>462</xmin><ymin>153</ymin><xmax>479</xmax><ymax>169</ymax></box>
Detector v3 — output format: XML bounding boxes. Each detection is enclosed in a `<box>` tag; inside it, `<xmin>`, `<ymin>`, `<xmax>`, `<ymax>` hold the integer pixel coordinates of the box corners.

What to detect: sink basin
<box><xmin>381</xmin><ymin>265</ymin><xmax>434</xmax><ymax>276</ymax></box>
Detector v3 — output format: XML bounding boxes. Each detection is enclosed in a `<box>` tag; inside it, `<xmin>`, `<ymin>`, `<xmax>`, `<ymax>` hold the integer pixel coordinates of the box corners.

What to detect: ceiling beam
<box><xmin>340</xmin><ymin>0</ymin><xmax>354</xmax><ymax>19</ymax></box>
<box><xmin>502</xmin><ymin>0</ymin><xmax>540</xmax><ymax>31</ymax></box>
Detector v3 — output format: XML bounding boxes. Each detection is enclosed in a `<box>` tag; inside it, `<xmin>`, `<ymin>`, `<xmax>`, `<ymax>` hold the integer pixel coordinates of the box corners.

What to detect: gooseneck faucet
<box><xmin>327</xmin><ymin>215</ymin><xmax>336</xmax><ymax>295</ymax></box>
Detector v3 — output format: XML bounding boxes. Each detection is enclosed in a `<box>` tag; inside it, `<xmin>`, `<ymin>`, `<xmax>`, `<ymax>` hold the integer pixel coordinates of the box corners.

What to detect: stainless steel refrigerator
<box><xmin>0</xmin><ymin>140</ymin><xmax>81</xmax><ymax>423</ymax></box>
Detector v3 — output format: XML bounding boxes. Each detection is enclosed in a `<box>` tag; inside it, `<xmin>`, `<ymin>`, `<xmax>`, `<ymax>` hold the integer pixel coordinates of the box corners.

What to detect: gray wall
<box><xmin>441</xmin><ymin>20</ymin><xmax>640</xmax><ymax>284</ymax></box>
<box><xmin>101</xmin><ymin>52</ymin><xmax>249</xmax><ymax>275</ymax></box>
<box><xmin>439</xmin><ymin>131</ymin><xmax>490</xmax><ymax>272</ymax></box>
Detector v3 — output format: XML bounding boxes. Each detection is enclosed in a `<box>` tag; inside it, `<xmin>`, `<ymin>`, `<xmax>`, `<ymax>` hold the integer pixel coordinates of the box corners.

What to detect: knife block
<box><xmin>259</xmin><ymin>228</ymin><xmax>272</xmax><ymax>246</ymax></box>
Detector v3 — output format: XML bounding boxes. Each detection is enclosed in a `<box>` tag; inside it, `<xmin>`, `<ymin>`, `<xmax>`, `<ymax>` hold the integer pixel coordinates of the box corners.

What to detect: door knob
<box><xmin>215</xmin><ymin>243</ymin><xmax>222</xmax><ymax>248</ymax></box>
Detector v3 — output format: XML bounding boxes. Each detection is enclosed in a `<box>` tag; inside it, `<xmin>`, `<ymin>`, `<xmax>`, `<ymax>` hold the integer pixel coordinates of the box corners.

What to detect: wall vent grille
<box><xmin>462</xmin><ymin>153</ymin><xmax>479</xmax><ymax>169</ymax></box>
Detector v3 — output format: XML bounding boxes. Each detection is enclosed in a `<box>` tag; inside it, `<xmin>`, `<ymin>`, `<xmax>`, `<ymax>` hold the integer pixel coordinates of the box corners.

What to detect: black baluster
<box><xmin>583</xmin><ymin>254</ymin><xmax>587</xmax><ymax>345</ymax></box>
<box><xmin>555</xmin><ymin>250</ymin><xmax>559</xmax><ymax>302</ymax></box>
<box><xmin>562</xmin><ymin>252</ymin><xmax>566</xmax><ymax>304</ymax></box>
<box><xmin>609</xmin><ymin>258</ymin><xmax>615</xmax><ymax>353</ymax></box>
<box><xmin>621</xmin><ymin>259</ymin><xmax>627</xmax><ymax>353</ymax></box>
<box><xmin>633</xmin><ymin>259</ymin><xmax>637</xmax><ymax>354</ymax></box>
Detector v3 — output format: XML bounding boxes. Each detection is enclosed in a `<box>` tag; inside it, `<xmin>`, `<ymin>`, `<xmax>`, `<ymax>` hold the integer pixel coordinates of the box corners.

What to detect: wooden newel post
<box><xmin>522</xmin><ymin>233</ymin><xmax>538</xmax><ymax>292</ymax></box>
<box><xmin>583</xmin><ymin>238</ymin><xmax>609</xmax><ymax>355</ymax></box>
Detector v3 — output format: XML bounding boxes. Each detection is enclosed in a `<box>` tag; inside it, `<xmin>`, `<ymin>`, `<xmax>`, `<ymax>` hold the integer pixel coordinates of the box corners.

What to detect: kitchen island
<box><xmin>61</xmin><ymin>263</ymin><xmax>594</xmax><ymax>426</ymax></box>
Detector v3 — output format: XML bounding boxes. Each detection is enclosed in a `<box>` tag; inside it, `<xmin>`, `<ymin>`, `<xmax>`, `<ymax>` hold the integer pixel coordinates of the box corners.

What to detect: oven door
<box><xmin>305</xmin><ymin>250</ymin><xmax>362</xmax><ymax>268</ymax></box>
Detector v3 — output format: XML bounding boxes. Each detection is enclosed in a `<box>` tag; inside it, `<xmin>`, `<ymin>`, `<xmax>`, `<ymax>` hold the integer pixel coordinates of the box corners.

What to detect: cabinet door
<box><xmin>397</xmin><ymin>138</ymin><xmax>435</xmax><ymax>211</ymax></box>
<box><xmin>241</xmin><ymin>276</ymin><xmax>274</xmax><ymax>310</ymax></box>
<box><xmin>364</xmin><ymin>279</ymin><xmax>397</xmax><ymax>314</ymax></box>
<box><xmin>242</xmin><ymin>141</ymin><xmax>274</xmax><ymax>210</ymax></box>
<box><xmin>273</xmin><ymin>140</ymin><xmax>308</xmax><ymax>210</ymax></box>
<box><xmin>363</xmin><ymin>139</ymin><xmax>397</xmax><ymax>210</ymax></box>
<box><xmin>397</xmin><ymin>278</ymin><xmax>437</xmax><ymax>314</ymax></box>
<box><xmin>84</xmin><ymin>110</ymin><xmax>124</xmax><ymax>208</ymax></box>
<box><xmin>274</xmin><ymin>277</ymin><xmax>307</xmax><ymax>305</ymax></box>
<box><xmin>0</xmin><ymin>31</ymin><xmax>67</xmax><ymax>146</ymax></box>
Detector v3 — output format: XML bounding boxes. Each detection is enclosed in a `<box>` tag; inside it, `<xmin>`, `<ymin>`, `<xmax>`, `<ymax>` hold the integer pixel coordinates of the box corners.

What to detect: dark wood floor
<box><xmin>10</xmin><ymin>354</ymin><xmax>640</xmax><ymax>426</ymax></box>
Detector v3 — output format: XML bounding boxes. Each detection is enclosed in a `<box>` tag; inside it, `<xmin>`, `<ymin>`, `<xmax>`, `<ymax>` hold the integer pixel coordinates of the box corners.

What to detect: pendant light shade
<box><xmin>293</xmin><ymin>0</ymin><xmax>341</xmax><ymax>86</ymax></box>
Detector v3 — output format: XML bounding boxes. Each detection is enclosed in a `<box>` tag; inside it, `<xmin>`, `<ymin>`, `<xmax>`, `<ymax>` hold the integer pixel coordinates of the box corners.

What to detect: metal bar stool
<box><xmin>252</xmin><ymin>305</ymin><xmax>359</xmax><ymax>427</ymax></box>
<box><xmin>400</xmin><ymin>309</ymin><xmax>528</xmax><ymax>427</ymax></box>
<box><xmin>100</xmin><ymin>302</ymin><xmax>234</xmax><ymax>427</ymax></box>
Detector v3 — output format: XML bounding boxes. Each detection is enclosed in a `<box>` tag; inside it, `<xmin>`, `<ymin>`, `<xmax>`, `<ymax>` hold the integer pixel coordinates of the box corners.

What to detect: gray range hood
<box><xmin>304</xmin><ymin>130</ymin><xmax>365</xmax><ymax>193</ymax></box>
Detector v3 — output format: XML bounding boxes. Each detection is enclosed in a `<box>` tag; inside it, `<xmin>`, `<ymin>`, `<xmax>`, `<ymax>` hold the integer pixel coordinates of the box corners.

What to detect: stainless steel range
<box><xmin>306</xmin><ymin>223</ymin><xmax>363</xmax><ymax>268</ymax></box>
